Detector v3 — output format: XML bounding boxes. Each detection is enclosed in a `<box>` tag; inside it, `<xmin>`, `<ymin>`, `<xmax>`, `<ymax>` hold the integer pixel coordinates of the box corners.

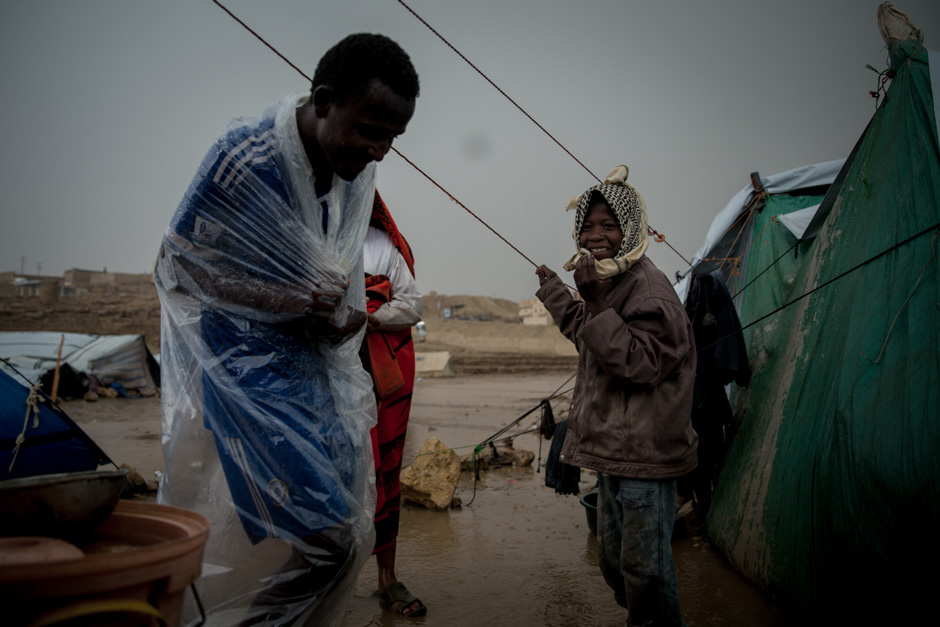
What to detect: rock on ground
<box><xmin>460</xmin><ymin>443</ymin><xmax>534</xmax><ymax>470</ymax></box>
<box><xmin>400</xmin><ymin>437</ymin><xmax>461</xmax><ymax>511</ymax></box>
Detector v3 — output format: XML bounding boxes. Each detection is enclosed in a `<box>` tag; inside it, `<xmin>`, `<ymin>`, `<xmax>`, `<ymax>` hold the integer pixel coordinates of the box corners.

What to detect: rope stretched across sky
<box><xmin>393</xmin><ymin>0</ymin><xmax>694</xmax><ymax>268</ymax></box>
<box><xmin>210</xmin><ymin>0</ymin><xmax>929</xmax><ymax>362</ymax></box>
<box><xmin>211</xmin><ymin>0</ymin><xmax>540</xmax><ymax>269</ymax></box>
<box><xmin>210</xmin><ymin>0</ymin><xmax>691</xmax><ymax>271</ymax></box>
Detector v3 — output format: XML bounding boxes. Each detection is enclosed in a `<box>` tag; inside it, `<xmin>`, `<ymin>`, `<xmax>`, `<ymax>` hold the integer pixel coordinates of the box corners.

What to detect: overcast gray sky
<box><xmin>1</xmin><ymin>0</ymin><xmax>937</xmax><ymax>301</ymax></box>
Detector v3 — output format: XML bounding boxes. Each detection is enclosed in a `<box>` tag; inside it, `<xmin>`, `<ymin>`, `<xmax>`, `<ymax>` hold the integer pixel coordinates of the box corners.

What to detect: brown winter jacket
<box><xmin>536</xmin><ymin>256</ymin><xmax>698</xmax><ymax>479</ymax></box>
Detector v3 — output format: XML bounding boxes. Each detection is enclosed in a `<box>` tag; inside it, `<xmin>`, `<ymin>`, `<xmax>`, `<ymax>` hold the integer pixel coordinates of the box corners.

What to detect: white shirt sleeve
<box><xmin>363</xmin><ymin>227</ymin><xmax>423</xmax><ymax>330</ymax></box>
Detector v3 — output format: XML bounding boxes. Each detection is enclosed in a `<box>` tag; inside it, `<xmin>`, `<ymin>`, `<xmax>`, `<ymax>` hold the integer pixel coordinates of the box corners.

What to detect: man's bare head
<box><xmin>312</xmin><ymin>33</ymin><xmax>419</xmax><ymax>105</ymax></box>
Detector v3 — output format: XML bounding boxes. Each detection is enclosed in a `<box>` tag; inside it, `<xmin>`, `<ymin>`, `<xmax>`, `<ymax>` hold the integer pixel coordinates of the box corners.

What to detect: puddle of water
<box><xmin>343</xmin><ymin>374</ymin><xmax>803</xmax><ymax>625</ymax></box>
<box><xmin>346</xmin><ymin>465</ymin><xmax>801</xmax><ymax>626</ymax></box>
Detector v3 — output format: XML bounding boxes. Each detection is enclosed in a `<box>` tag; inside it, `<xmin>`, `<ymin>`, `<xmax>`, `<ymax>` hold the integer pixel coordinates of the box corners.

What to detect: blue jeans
<box><xmin>597</xmin><ymin>474</ymin><xmax>685</xmax><ymax>626</ymax></box>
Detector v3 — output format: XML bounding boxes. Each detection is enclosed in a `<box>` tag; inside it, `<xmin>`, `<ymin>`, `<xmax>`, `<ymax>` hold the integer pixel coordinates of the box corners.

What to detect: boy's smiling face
<box><xmin>579</xmin><ymin>199</ymin><xmax>623</xmax><ymax>261</ymax></box>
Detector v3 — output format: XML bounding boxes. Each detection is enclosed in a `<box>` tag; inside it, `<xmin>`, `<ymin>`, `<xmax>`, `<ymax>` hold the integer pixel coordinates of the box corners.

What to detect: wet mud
<box><xmin>66</xmin><ymin>372</ymin><xmax>803</xmax><ymax>626</ymax></box>
<box><xmin>348</xmin><ymin>373</ymin><xmax>803</xmax><ymax>626</ymax></box>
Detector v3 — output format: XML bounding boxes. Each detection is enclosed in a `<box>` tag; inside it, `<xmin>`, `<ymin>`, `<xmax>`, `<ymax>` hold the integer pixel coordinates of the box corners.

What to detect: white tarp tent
<box><xmin>0</xmin><ymin>331</ymin><xmax>159</xmax><ymax>396</ymax></box>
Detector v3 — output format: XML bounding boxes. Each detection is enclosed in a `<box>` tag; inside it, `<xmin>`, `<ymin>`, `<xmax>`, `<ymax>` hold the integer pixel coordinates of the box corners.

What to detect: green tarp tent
<box><xmin>680</xmin><ymin>37</ymin><xmax>939</xmax><ymax>623</ymax></box>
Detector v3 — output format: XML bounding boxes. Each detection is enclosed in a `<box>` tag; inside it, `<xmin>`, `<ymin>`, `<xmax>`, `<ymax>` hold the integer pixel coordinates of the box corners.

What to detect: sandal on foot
<box><xmin>381</xmin><ymin>581</ymin><xmax>427</xmax><ymax>617</ymax></box>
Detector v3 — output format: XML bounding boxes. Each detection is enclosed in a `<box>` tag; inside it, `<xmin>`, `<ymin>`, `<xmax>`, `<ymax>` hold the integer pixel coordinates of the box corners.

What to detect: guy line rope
<box><xmin>210</xmin><ymin>0</ymin><xmax>580</xmax><ymax>503</ymax></box>
<box><xmin>211</xmin><ymin>1</ymin><xmax>936</xmax><ymax>367</ymax></box>
<box><xmin>210</xmin><ymin>0</ymin><xmax>693</xmax><ymax>273</ymax></box>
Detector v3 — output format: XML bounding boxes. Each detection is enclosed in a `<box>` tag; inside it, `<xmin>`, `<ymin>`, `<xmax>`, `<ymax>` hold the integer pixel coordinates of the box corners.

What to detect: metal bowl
<box><xmin>0</xmin><ymin>469</ymin><xmax>128</xmax><ymax>540</ymax></box>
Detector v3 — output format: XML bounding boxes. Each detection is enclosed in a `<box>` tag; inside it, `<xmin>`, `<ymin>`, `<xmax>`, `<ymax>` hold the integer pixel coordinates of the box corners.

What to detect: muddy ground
<box><xmin>4</xmin><ymin>288</ymin><xmax>802</xmax><ymax>624</ymax></box>
<box><xmin>63</xmin><ymin>373</ymin><xmax>803</xmax><ymax>626</ymax></box>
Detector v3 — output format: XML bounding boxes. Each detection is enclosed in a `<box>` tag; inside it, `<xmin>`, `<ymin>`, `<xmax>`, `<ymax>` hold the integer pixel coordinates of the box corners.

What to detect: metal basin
<box><xmin>0</xmin><ymin>469</ymin><xmax>128</xmax><ymax>540</ymax></box>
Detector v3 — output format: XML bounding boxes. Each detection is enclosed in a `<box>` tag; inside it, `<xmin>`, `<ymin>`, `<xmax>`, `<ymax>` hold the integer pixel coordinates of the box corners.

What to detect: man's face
<box><xmin>314</xmin><ymin>79</ymin><xmax>416</xmax><ymax>181</ymax></box>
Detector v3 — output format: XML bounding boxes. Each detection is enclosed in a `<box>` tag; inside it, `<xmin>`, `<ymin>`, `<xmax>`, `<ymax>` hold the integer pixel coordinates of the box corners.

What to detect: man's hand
<box><xmin>304</xmin><ymin>271</ymin><xmax>351</xmax><ymax>316</ymax></box>
<box><xmin>574</xmin><ymin>255</ymin><xmax>610</xmax><ymax>316</ymax></box>
<box><xmin>334</xmin><ymin>307</ymin><xmax>368</xmax><ymax>337</ymax></box>
<box><xmin>535</xmin><ymin>265</ymin><xmax>557</xmax><ymax>288</ymax></box>
<box><xmin>308</xmin><ymin>306</ymin><xmax>367</xmax><ymax>344</ymax></box>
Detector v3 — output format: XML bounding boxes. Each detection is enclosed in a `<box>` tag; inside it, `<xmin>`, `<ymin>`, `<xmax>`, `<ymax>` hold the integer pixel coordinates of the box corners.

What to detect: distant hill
<box><xmin>0</xmin><ymin>288</ymin><xmax>579</xmax><ymax>374</ymax></box>
<box><xmin>421</xmin><ymin>291</ymin><xmax>520</xmax><ymax>322</ymax></box>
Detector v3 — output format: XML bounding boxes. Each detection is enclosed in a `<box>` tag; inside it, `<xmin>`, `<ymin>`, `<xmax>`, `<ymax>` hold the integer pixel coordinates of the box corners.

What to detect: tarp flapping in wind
<box><xmin>0</xmin><ymin>331</ymin><xmax>160</xmax><ymax>397</ymax></box>
<box><xmin>704</xmin><ymin>38</ymin><xmax>939</xmax><ymax>623</ymax></box>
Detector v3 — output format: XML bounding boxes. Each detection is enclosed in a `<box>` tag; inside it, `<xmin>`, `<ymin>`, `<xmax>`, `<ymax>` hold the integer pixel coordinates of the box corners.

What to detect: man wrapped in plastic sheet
<box><xmin>154</xmin><ymin>34</ymin><xmax>419</xmax><ymax>626</ymax></box>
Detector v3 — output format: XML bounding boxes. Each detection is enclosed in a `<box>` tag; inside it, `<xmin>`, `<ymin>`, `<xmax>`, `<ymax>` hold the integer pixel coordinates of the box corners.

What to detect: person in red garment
<box><xmin>361</xmin><ymin>191</ymin><xmax>426</xmax><ymax>617</ymax></box>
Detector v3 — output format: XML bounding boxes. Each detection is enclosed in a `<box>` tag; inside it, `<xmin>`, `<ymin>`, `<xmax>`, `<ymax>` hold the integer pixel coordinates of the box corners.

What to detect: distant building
<box><xmin>1</xmin><ymin>269</ymin><xmax>154</xmax><ymax>300</ymax></box>
<box><xmin>0</xmin><ymin>272</ymin><xmax>57</xmax><ymax>300</ymax></box>
<box><xmin>13</xmin><ymin>277</ymin><xmax>42</xmax><ymax>297</ymax></box>
<box><xmin>519</xmin><ymin>298</ymin><xmax>550</xmax><ymax>325</ymax></box>
<box><xmin>62</xmin><ymin>268</ymin><xmax>153</xmax><ymax>296</ymax></box>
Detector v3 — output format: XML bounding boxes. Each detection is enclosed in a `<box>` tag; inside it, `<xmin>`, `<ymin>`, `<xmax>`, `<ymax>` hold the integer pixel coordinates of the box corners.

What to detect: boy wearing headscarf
<box><xmin>535</xmin><ymin>166</ymin><xmax>697</xmax><ymax>626</ymax></box>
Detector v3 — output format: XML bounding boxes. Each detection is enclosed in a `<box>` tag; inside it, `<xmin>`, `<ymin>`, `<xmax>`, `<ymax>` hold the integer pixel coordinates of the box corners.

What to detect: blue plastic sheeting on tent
<box><xmin>0</xmin><ymin>367</ymin><xmax>110</xmax><ymax>479</ymax></box>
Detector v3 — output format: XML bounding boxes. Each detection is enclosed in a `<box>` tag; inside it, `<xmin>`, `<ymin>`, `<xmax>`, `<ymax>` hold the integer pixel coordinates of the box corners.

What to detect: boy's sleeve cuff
<box><xmin>535</xmin><ymin>276</ymin><xmax>564</xmax><ymax>301</ymax></box>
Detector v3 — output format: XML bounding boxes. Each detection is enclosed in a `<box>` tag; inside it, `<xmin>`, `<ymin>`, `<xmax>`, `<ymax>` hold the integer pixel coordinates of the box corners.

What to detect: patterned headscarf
<box><xmin>563</xmin><ymin>165</ymin><xmax>649</xmax><ymax>279</ymax></box>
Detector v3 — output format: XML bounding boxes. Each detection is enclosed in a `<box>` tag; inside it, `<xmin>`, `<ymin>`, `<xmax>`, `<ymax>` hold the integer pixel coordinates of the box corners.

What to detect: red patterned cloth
<box><xmin>365</xmin><ymin>191</ymin><xmax>417</xmax><ymax>554</ymax></box>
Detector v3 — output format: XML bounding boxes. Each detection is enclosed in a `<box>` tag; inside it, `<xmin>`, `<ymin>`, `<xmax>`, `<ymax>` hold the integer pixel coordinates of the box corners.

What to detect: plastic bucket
<box><xmin>0</xmin><ymin>500</ymin><xmax>209</xmax><ymax>626</ymax></box>
<box><xmin>580</xmin><ymin>491</ymin><xmax>598</xmax><ymax>534</ymax></box>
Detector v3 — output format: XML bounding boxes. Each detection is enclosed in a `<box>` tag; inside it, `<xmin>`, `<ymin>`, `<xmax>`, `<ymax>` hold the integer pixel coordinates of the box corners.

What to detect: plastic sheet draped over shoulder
<box><xmin>155</xmin><ymin>95</ymin><xmax>377</xmax><ymax>626</ymax></box>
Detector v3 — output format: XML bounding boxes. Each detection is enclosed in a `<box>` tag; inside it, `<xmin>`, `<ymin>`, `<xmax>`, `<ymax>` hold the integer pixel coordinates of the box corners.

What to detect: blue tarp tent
<box><xmin>0</xmin><ymin>366</ymin><xmax>111</xmax><ymax>480</ymax></box>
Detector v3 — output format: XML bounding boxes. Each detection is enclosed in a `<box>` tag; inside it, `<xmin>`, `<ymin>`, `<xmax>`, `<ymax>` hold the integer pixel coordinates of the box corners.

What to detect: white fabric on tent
<box><xmin>689</xmin><ymin>160</ymin><xmax>844</xmax><ymax>270</ymax></box>
<box><xmin>0</xmin><ymin>332</ymin><xmax>98</xmax><ymax>383</ymax></box>
<box><xmin>675</xmin><ymin>160</ymin><xmax>844</xmax><ymax>300</ymax></box>
<box><xmin>776</xmin><ymin>204</ymin><xmax>820</xmax><ymax>240</ymax></box>
<box><xmin>0</xmin><ymin>331</ymin><xmax>157</xmax><ymax>395</ymax></box>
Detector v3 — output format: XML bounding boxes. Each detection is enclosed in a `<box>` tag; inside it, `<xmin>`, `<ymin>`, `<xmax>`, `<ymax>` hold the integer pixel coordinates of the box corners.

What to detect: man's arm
<box><xmin>366</xmin><ymin>248</ymin><xmax>422</xmax><ymax>332</ymax></box>
<box><xmin>157</xmin><ymin>241</ymin><xmax>350</xmax><ymax>319</ymax></box>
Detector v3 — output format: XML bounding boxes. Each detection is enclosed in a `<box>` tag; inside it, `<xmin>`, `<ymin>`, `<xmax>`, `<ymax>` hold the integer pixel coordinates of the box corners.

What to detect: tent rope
<box><xmin>210</xmin><ymin>0</ymin><xmax>694</xmax><ymax>276</ymax></box>
<box><xmin>414</xmin><ymin>379</ymin><xmax>575</xmax><ymax>508</ymax></box>
<box><xmin>394</xmin><ymin>0</ymin><xmax>696</xmax><ymax>269</ymax></box>
<box><xmin>865</xmin><ymin>64</ymin><xmax>896</xmax><ymax>109</ymax></box>
<box><xmin>389</xmin><ymin>147</ymin><xmax>537</xmax><ymax>267</ymax></box>
<box><xmin>414</xmin><ymin>385</ymin><xmax>575</xmax><ymax>460</ymax></box>
<box><xmin>8</xmin><ymin>382</ymin><xmax>43</xmax><ymax>475</ymax></box>
<box><xmin>738</xmin><ymin>215</ymin><xmax>778</xmax><ymax>261</ymax></box>
<box><xmin>211</xmin><ymin>0</ymin><xmax>548</xmax><ymax>274</ymax></box>
<box><xmin>697</xmin><ymin>221</ymin><xmax>940</xmax><ymax>355</ymax></box>
<box><xmin>861</xmin><ymin>230</ymin><xmax>938</xmax><ymax>364</ymax></box>
<box><xmin>0</xmin><ymin>355</ymin><xmax>117</xmax><ymax>470</ymax></box>
<box><xmin>859</xmin><ymin>65</ymin><xmax>895</xmax><ymax>196</ymax></box>
<box><xmin>717</xmin><ymin>193</ymin><xmax>764</xmax><ymax>275</ymax></box>
<box><xmin>730</xmin><ymin>240</ymin><xmax>800</xmax><ymax>300</ymax></box>
<box><xmin>394</xmin><ymin>0</ymin><xmax>600</xmax><ymax>185</ymax></box>
<box><xmin>211</xmin><ymin>0</ymin><xmax>310</xmax><ymax>81</ymax></box>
